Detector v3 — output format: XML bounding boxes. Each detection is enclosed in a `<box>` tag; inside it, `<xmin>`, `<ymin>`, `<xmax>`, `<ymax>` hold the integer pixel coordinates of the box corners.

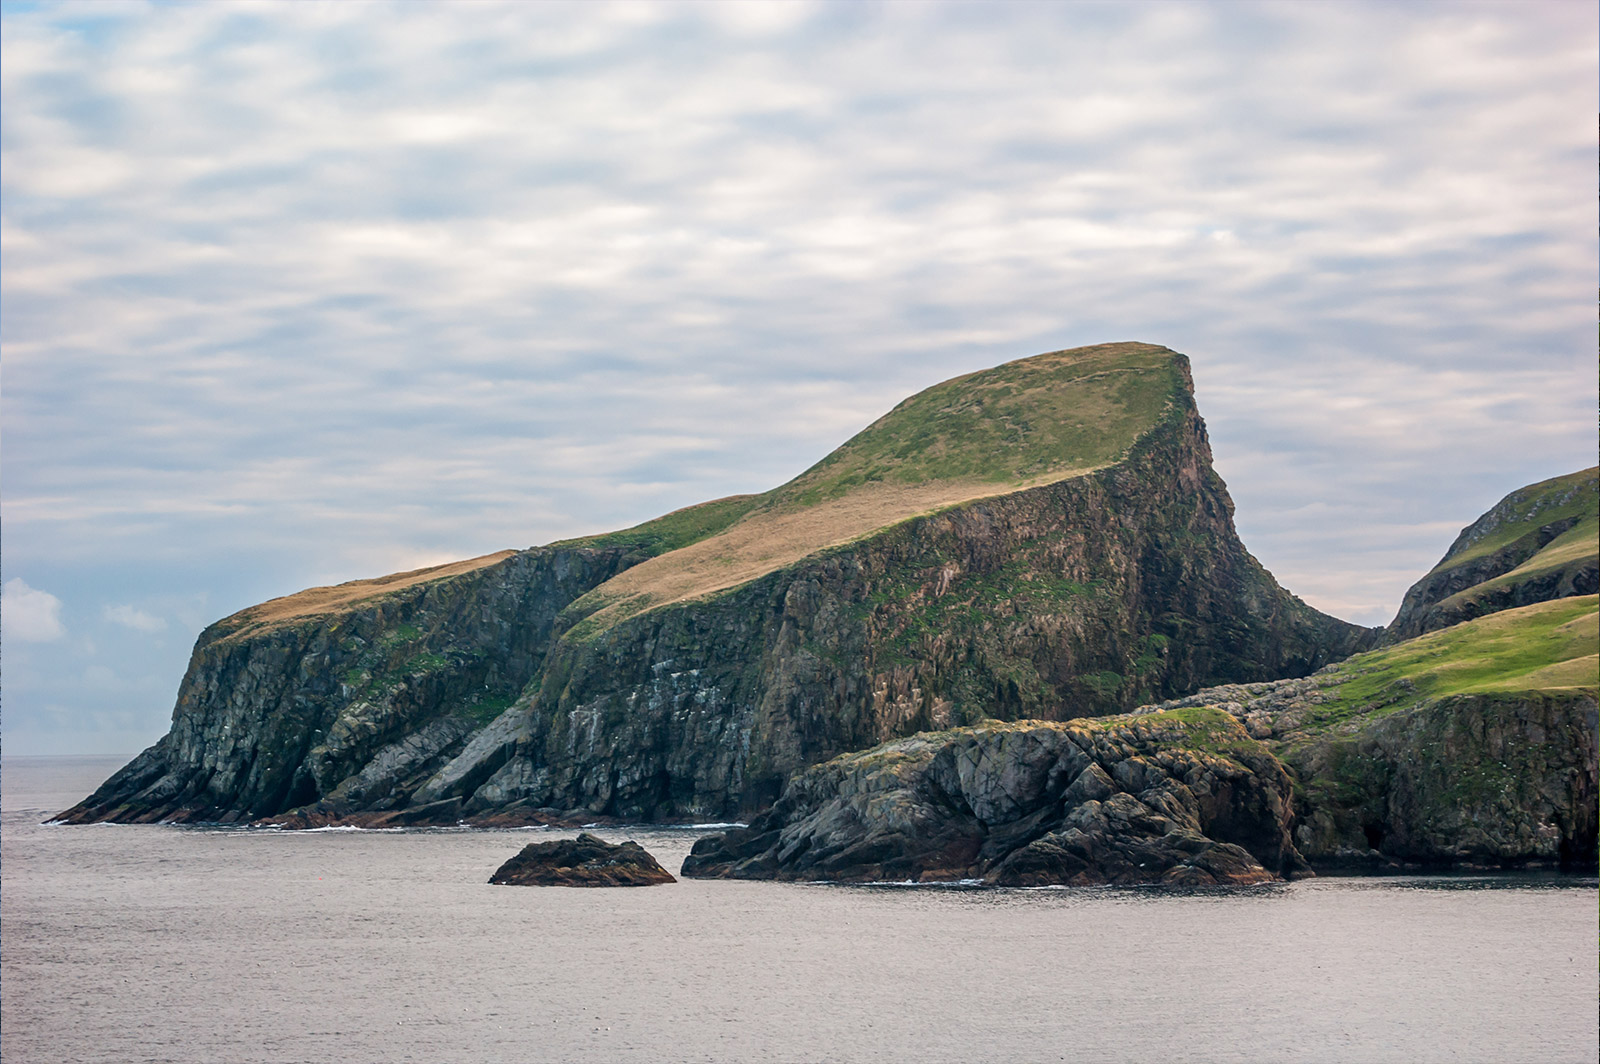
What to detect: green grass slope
<box><xmin>556</xmin><ymin>342</ymin><xmax>1193</xmax><ymax>638</ymax></box>
<box><xmin>1277</xmin><ymin>595</ymin><xmax>1596</xmax><ymax>750</ymax></box>
<box><xmin>1387</xmin><ymin>467</ymin><xmax>1598</xmax><ymax>640</ymax></box>
<box><xmin>1142</xmin><ymin>596</ymin><xmax>1598</xmax><ymax>867</ymax></box>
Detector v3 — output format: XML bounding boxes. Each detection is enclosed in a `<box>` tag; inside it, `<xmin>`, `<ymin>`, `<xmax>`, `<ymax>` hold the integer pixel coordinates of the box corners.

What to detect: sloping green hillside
<box><xmin>1387</xmin><ymin>467</ymin><xmax>1597</xmax><ymax>640</ymax></box>
<box><xmin>557</xmin><ymin>342</ymin><xmax>1191</xmax><ymax>638</ymax></box>
<box><xmin>1140</xmin><ymin>595</ymin><xmax>1598</xmax><ymax>868</ymax></box>
<box><xmin>1279</xmin><ymin>595</ymin><xmax>1596</xmax><ymax>749</ymax></box>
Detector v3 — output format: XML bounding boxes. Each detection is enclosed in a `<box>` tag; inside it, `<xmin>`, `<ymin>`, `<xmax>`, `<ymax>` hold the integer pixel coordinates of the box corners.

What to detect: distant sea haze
<box><xmin>2</xmin><ymin>756</ymin><xmax>1595</xmax><ymax>1064</ymax></box>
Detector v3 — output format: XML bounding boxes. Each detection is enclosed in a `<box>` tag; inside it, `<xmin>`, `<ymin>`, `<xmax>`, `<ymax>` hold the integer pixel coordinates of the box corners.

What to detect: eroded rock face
<box><xmin>681</xmin><ymin>709</ymin><xmax>1309</xmax><ymax>887</ymax></box>
<box><xmin>489</xmin><ymin>834</ymin><xmax>675</xmax><ymax>887</ymax></box>
<box><xmin>56</xmin><ymin>546</ymin><xmax>638</xmax><ymax>825</ymax></box>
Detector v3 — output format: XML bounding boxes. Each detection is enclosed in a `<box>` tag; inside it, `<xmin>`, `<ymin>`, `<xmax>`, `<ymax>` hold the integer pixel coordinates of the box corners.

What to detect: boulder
<box><xmin>489</xmin><ymin>834</ymin><xmax>676</xmax><ymax>887</ymax></box>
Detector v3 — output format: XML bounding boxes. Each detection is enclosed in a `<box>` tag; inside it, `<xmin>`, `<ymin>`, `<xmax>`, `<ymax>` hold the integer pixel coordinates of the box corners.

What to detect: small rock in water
<box><xmin>489</xmin><ymin>833</ymin><xmax>676</xmax><ymax>887</ymax></box>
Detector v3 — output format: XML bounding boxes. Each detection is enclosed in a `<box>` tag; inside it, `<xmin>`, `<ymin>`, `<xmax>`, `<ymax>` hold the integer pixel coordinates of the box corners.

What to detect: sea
<box><xmin>2</xmin><ymin>755</ymin><xmax>1595</xmax><ymax>1064</ymax></box>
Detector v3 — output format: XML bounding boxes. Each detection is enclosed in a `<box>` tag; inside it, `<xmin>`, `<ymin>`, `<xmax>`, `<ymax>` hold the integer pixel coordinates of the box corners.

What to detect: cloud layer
<box><xmin>3</xmin><ymin>0</ymin><xmax>1595</xmax><ymax>753</ymax></box>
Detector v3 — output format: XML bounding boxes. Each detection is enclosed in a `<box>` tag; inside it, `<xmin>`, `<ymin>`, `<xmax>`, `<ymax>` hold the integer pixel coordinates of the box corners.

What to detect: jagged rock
<box><xmin>681</xmin><ymin>708</ymin><xmax>1309</xmax><ymax>886</ymax></box>
<box><xmin>489</xmin><ymin>834</ymin><xmax>675</xmax><ymax>887</ymax></box>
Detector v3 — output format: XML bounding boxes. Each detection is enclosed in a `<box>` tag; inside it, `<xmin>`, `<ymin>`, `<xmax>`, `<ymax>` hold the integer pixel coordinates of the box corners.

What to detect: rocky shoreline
<box><xmin>682</xmin><ymin>709</ymin><xmax>1310</xmax><ymax>886</ymax></box>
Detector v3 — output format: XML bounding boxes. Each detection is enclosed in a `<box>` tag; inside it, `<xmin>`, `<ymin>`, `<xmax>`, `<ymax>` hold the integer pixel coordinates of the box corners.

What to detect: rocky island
<box><xmin>489</xmin><ymin>834</ymin><xmax>675</xmax><ymax>887</ymax></box>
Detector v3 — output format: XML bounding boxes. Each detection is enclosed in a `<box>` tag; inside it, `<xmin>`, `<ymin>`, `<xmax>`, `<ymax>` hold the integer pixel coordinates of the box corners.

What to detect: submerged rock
<box><xmin>489</xmin><ymin>834</ymin><xmax>676</xmax><ymax>887</ymax></box>
<box><xmin>681</xmin><ymin>708</ymin><xmax>1309</xmax><ymax>887</ymax></box>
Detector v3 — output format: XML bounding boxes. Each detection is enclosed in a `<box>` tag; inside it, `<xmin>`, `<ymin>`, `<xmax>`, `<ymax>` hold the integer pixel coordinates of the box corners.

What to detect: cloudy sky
<box><xmin>3</xmin><ymin>0</ymin><xmax>1595</xmax><ymax>756</ymax></box>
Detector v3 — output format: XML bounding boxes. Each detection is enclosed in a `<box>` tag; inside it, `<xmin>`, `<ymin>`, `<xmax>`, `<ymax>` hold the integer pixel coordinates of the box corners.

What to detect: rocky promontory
<box><xmin>682</xmin><ymin>708</ymin><xmax>1309</xmax><ymax>886</ymax></box>
<box><xmin>61</xmin><ymin>343</ymin><xmax>1369</xmax><ymax>827</ymax></box>
<box><xmin>489</xmin><ymin>834</ymin><xmax>675</xmax><ymax>887</ymax></box>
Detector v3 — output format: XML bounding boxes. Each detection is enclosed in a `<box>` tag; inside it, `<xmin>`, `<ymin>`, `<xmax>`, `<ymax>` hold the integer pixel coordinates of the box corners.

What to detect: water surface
<box><xmin>4</xmin><ymin>756</ymin><xmax>1595</xmax><ymax>1063</ymax></box>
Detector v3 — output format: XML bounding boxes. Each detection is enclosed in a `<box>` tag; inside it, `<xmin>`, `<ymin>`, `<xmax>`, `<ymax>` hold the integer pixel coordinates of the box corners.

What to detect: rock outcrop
<box><xmin>1386</xmin><ymin>467</ymin><xmax>1597</xmax><ymax>642</ymax></box>
<box><xmin>489</xmin><ymin>834</ymin><xmax>675</xmax><ymax>887</ymax></box>
<box><xmin>682</xmin><ymin>709</ymin><xmax>1309</xmax><ymax>886</ymax></box>
<box><xmin>61</xmin><ymin>342</ymin><xmax>1370</xmax><ymax>827</ymax></box>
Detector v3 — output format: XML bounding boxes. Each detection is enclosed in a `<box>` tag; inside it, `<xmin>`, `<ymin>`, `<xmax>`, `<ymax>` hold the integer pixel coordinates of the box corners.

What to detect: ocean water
<box><xmin>2</xmin><ymin>756</ymin><xmax>1595</xmax><ymax>1064</ymax></box>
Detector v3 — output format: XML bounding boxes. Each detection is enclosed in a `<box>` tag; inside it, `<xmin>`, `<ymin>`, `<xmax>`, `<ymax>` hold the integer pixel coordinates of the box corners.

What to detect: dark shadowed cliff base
<box><xmin>687</xmin><ymin>594</ymin><xmax>1596</xmax><ymax>886</ymax></box>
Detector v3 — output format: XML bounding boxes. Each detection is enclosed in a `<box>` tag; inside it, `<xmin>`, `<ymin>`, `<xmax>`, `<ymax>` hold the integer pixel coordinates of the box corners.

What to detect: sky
<box><xmin>2</xmin><ymin>0</ymin><xmax>1596</xmax><ymax>757</ymax></box>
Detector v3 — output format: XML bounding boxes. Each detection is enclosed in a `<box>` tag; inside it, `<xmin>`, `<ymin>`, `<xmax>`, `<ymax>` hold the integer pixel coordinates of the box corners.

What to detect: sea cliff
<box><xmin>61</xmin><ymin>342</ymin><xmax>1368</xmax><ymax>826</ymax></box>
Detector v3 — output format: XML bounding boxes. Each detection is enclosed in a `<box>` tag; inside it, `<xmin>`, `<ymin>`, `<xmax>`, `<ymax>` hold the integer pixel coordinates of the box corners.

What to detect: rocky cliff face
<box><xmin>58</xmin><ymin>546</ymin><xmax>638</xmax><ymax>824</ymax></box>
<box><xmin>443</xmin><ymin>397</ymin><xmax>1368</xmax><ymax>823</ymax></box>
<box><xmin>60</xmin><ymin>342</ymin><xmax>1369</xmax><ymax>827</ymax></box>
<box><xmin>691</xmin><ymin>595</ymin><xmax>1598</xmax><ymax>886</ymax></box>
<box><xmin>1386</xmin><ymin>467</ymin><xmax>1597</xmax><ymax>642</ymax></box>
<box><xmin>681</xmin><ymin>709</ymin><xmax>1310</xmax><ymax>886</ymax></box>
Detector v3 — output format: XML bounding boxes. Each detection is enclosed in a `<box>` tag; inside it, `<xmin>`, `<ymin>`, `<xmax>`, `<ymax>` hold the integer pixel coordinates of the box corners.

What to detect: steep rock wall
<box><xmin>1137</xmin><ymin>642</ymin><xmax>1599</xmax><ymax>872</ymax></box>
<box><xmin>57</xmin><ymin>546</ymin><xmax>637</xmax><ymax>823</ymax></box>
<box><xmin>1287</xmin><ymin>691</ymin><xmax>1598</xmax><ymax>869</ymax></box>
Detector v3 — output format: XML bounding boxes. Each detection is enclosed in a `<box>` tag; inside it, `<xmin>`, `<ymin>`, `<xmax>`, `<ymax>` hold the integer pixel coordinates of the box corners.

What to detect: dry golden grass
<box><xmin>566</xmin><ymin>468</ymin><xmax>1105</xmax><ymax>635</ymax></box>
<box><xmin>217</xmin><ymin>550</ymin><xmax>517</xmax><ymax>638</ymax></box>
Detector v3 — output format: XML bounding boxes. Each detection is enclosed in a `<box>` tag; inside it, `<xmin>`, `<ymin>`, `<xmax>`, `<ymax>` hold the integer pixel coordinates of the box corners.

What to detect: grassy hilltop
<box><xmin>1387</xmin><ymin>466</ymin><xmax>1598</xmax><ymax>641</ymax></box>
<box><xmin>556</xmin><ymin>342</ymin><xmax>1189</xmax><ymax>638</ymax></box>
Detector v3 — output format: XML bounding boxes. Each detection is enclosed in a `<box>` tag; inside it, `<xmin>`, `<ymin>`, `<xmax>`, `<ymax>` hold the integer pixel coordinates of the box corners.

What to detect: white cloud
<box><xmin>3</xmin><ymin>578</ymin><xmax>66</xmax><ymax>642</ymax></box>
<box><xmin>102</xmin><ymin>603</ymin><xmax>167</xmax><ymax>633</ymax></box>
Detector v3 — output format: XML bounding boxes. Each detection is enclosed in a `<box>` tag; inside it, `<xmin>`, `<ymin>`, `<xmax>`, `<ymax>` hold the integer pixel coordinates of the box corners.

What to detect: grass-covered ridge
<box><xmin>769</xmin><ymin>342</ymin><xmax>1188</xmax><ymax>509</ymax></box>
<box><xmin>1429</xmin><ymin>467</ymin><xmax>1597</xmax><ymax>575</ymax></box>
<box><xmin>557</xmin><ymin>342</ymin><xmax>1191</xmax><ymax>639</ymax></box>
<box><xmin>1283</xmin><ymin>596</ymin><xmax>1597</xmax><ymax>744</ymax></box>
<box><xmin>556</xmin><ymin>494</ymin><xmax>763</xmax><ymax>555</ymax></box>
